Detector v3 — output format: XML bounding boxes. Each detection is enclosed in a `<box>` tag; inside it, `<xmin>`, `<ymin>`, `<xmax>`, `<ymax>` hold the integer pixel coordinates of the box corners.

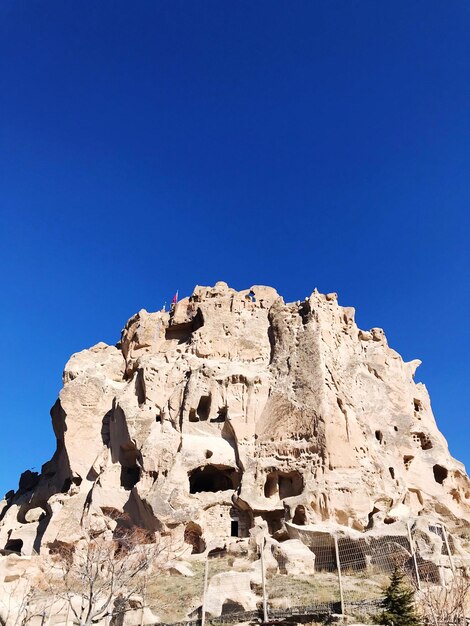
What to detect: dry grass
<box><xmin>146</xmin><ymin>559</ymin><xmax>390</xmax><ymax>623</ymax></box>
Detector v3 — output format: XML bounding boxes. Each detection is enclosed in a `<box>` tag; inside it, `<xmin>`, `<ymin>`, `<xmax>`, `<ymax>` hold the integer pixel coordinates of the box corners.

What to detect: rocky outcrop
<box><xmin>1</xmin><ymin>281</ymin><xmax>469</xmax><ymax>560</ymax></box>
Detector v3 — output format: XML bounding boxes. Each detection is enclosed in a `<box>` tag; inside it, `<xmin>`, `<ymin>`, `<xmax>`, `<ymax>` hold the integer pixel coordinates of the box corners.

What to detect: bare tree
<box><xmin>41</xmin><ymin>527</ymin><xmax>174</xmax><ymax>626</ymax></box>
<box><xmin>0</xmin><ymin>576</ymin><xmax>52</xmax><ymax>626</ymax></box>
<box><xmin>416</xmin><ymin>568</ymin><xmax>470</xmax><ymax>626</ymax></box>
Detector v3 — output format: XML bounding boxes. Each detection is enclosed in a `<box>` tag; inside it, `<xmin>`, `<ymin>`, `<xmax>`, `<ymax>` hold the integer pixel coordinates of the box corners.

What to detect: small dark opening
<box><xmin>165</xmin><ymin>323</ymin><xmax>193</xmax><ymax>343</ymax></box>
<box><xmin>222</xmin><ymin>601</ymin><xmax>245</xmax><ymax>615</ymax></box>
<box><xmin>61</xmin><ymin>478</ymin><xmax>72</xmax><ymax>493</ymax></box>
<box><xmin>231</xmin><ymin>520</ymin><xmax>239</xmax><ymax>537</ymax></box>
<box><xmin>414</xmin><ymin>399</ymin><xmax>422</xmax><ymax>412</ymax></box>
<box><xmin>135</xmin><ymin>369</ymin><xmax>146</xmax><ymax>405</ymax></box>
<box><xmin>197</xmin><ymin>396</ymin><xmax>211</xmax><ymax>421</ymax></box>
<box><xmin>120</xmin><ymin>466</ymin><xmax>141</xmax><ymax>490</ymax></box>
<box><xmin>293</xmin><ymin>505</ymin><xmax>307</xmax><ymax>525</ymax></box>
<box><xmin>211</xmin><ymin>406</ymin><xmax>227</xmax><ymax>423</ymax></box>
<box><xmin>165</xmin><ymin>309</ymin><xmax>204</xmax><ymax>343</ymax></box>
<box><xmin>264</xmin><ymin>473</ymin><xmax>278</xmax><ymax>498</ymax></box>
<box><xmin>413</xmin><ymin>432</ymin><xmax>433</xmax><ymax>450</ymax></box>
<box><xmin>403</xmin><ymin>455</ymin><xmax>414</xmax><ymax>470</ymax></box>
<box><xmin>119</xmin><ymin>443</ymin><xmax>141</xmax><ymax>490</ymax></box>
<box><xmin>4</xmin><ymin>538</ymin><xmax>23</xmax><ymax>554</ymax></box>
<box><xmin>375</xmin><ymin>430</ymin><xmax>383</xmax><ymax>443</ymax></box>
<box><xmin>389</xmin><ymin>467</ymin><xmax>395</xmax><ymax>479</ymax></box>
<box><xmin>433</xmin><ymin>464</ymin><xmax>448</xmax><ymax>485</ymax></box>
<box><xmin>367</xmin><ymin>507</ymin><xmax>380</xmax><ymax>530</ymax></box>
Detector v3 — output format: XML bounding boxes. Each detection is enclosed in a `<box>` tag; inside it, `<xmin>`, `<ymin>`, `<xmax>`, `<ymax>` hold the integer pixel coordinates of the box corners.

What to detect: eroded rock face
<box><xmin>1</xmin><ymin>281</ymin><xmax>470</xmax><ymax>557</ymax></box>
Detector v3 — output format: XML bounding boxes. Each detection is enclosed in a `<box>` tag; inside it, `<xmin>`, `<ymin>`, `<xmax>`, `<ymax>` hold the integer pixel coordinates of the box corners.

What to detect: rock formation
<box><xmin>1</xmin><ymin>281</ymin><xmax>470</xmax><ymax>562</ymax></box>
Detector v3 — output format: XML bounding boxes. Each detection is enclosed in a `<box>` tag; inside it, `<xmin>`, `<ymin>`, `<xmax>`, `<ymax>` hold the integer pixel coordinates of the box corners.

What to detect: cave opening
<box><xmin>292</xmin><ymin>505</ymin><xmax>307</xmax><ymax>525</ymax></box>
<box><xmin>119</xmin><ymin>443</ymin><xmax>141</xmax><ymax>490</ymax></box>
<box><xmin>221</xmin><ymin>601</ymin><xmax>245</xmax><ymax>615</ymax></box>
<box><xmin>197</xmin><ymin>396</ymin><xmax>211</xmax><ymax>421</ymax></box>
<box><xmin>264</xmin><ymin>470</ymin><xmax>303</xmax><ymax>499</ymax></box>
<box><xmin>403</xmin><ymin>455</ymin><xmax>414</xmax><ymax>471</ymax></box>
<box><xmin>189</xmin><ymin>465</ymin><xmax>240</xmax><ymax>494</ymax></box>
<box><xmin>412</xmin><ymin>432</ymin><xmax>433</xmax><ymax>450</ymax></box>
<box><xmin>433</xmin><ymin>464</ymin><xmax>448</xmax><ymax>485</ymax></box>
<box><xmin>259</xmin><ymin>510</ymin><xmax>284</xmax><ymax>534</ymax></box>
<box><xmin>4</xmin><ymin>538</ymin><xmax>23</xmax><ymax>554</ymax></box>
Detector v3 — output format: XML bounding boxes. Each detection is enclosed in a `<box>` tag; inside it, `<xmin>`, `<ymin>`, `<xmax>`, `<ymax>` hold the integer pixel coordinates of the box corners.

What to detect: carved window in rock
<box><xmin>411</xmin><ymin>432</ymin><xmax>433</xmax><ymax>450</ymax></box>
<box><xmin>189</xmin><ymin>395</ymin><xmax>212</xmax><ymax>422</ymax></box>
<box><xmin>403</xmin><ymin>455</ymin><xmax>414</xmax><ymax>471</ymax></box>
<box><xmin>433</xmin><ymin>464</ymin><xmax>448</xmax><ymax>485</ymax></box>
<box><xmin>264</xmin><ymin>470</ymin><xmax>303</xmax><ymax>499</ymax></box>
<box><xmin>413</xmin><ymin>398</ymin><xmax>423</xmax><ymax>418</ymax></box>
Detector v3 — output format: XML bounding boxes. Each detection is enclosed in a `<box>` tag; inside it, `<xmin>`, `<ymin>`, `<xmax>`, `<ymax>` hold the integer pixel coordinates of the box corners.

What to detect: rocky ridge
<box><xmin>1</xmin><ymin>281</ymin><xmax>470</xmax><ymax>560</ymax></box>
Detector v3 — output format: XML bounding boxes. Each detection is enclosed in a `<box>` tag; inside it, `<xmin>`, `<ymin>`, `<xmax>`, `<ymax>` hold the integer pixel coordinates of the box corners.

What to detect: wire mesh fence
<box><xmin>5</xmin><ymin>522</ymin><xmax>469</xmax><ymax>625</ymax></box>
<box><xmin>180</xmin><ymin>521</ymin><xmax>468</xmax><ymax>626</ymax></box>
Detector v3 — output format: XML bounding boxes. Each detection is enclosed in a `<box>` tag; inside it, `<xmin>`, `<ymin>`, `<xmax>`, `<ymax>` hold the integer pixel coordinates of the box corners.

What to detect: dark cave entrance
<box><xmin>189</xmin><ymin>465</ymin><xmax>240</xmax><ymax>494</ymax></box>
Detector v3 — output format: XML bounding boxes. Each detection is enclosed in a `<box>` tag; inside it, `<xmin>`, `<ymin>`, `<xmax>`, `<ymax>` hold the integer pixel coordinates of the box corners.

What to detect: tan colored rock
<box><xmin>271</xmin><ymin>538</ymin><xmax>316</xmax><ymax>575</ymax></box>
<box><xmin>1</xmin><ymin>281</ymin><xmax>469</xmax><ymax>572</ymax></box>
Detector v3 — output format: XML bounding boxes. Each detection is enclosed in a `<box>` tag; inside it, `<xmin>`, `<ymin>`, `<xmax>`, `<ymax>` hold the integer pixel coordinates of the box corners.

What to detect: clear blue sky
<box><xmin>1</xmin><ymin>1</ymin><xmax>469</xmax><ymax>497</ymax></box>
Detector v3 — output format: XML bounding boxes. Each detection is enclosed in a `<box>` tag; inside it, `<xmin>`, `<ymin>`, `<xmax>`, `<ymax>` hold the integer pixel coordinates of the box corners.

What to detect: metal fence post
<box><xmin>406</xmin><ymin>520</ymin><xmax>421</xmax><ymax>590</ymax></box>
<box><xmin>333</xmin><ymin>536</ymin><xmax>345</xmax><ymax>615</ymax></box>
<box><xmin>441</xmin><ymin>524</ymin><xmax>456</xmax><ymax>574</ymax></box>
<box><xmin>260</xmin><ymin>537</ymin><xmax>268</xmax><ymax>623</ymax></box>
<box><xmin>201</xmin><ymin>554</ymin><xmax>209</xmax><ymax>626</ymax></box>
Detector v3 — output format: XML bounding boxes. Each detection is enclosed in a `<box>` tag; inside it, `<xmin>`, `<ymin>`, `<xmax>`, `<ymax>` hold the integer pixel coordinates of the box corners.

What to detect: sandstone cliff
<box><xmin>1</xmin><ymin>282</ymin><xmax>469</xmax><ymax>558</ymax></box>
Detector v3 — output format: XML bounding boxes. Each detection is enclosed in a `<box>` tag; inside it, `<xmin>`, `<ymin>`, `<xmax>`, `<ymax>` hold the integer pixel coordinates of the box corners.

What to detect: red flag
<box><xmin>172</xmin><ymin>290</ymin><xmax>179</xmax><ymax>304</ymax></box>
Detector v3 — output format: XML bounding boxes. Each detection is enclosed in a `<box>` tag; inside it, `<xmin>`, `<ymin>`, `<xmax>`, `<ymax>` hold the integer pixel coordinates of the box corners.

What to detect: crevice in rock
<box><xmin>135</xmin><ymin>368</ymin><xmax>146</xmax><ymax>406</ymax></box>
<box><xmin>367</xmin><ymin>506</ymin><xmax>380</xmax><ymax>529</ymax></box>
<box><xmin>119</xmin><ymin>442</ymin><xmax>141</xmax><ymax>490</ymax></box>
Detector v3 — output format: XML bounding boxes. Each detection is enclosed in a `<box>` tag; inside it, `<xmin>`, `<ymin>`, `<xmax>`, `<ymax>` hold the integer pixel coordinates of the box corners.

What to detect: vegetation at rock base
<box><xmin>376</xmin><ymin>568</ymin><xmax>421</xmax><ymax>626</ymax></box>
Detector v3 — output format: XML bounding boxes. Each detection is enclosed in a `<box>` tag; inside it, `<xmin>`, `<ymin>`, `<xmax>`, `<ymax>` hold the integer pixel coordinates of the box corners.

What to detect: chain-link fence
<box><xmin>6</xmin><ymin>522</ymin><xmax>468</xmax><ymax>625</ymax></box>
<box><xmin>144</xmin><ymin>521</ymin><xmax>467</xmax><ymax>626</ymax></box>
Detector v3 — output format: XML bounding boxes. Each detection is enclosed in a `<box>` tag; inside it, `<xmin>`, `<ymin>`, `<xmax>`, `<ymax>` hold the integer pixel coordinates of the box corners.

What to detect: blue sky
<box><xmin>0</xmin><ymin>1</ymin><xmax>469</xmax><ymax>497</ymax></box>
